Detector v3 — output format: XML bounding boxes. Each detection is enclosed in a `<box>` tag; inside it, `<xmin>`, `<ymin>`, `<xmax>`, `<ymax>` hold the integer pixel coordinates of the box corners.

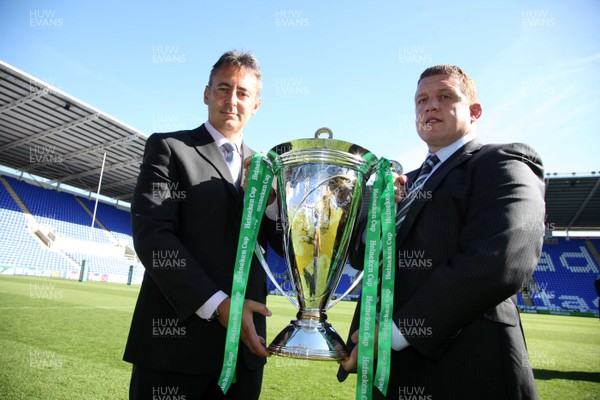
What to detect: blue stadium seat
<box><xmin>519</xmin><ymin>238</ymin><xmax>600</xmax><ymax>314</ymax></box>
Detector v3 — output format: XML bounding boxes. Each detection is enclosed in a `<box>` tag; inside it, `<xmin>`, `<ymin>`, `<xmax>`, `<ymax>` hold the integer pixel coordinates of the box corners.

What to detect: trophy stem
<box><xmin>267</xmin><ymin>308</ymin><xmax>349</xmax><ymax>361</ymax></box>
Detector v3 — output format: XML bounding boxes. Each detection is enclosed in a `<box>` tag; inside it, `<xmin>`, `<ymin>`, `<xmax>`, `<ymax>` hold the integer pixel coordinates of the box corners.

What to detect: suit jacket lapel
<box><xmin>189</xmin><ymin>125</ymin><xmax>239</xmax><ymax>198</ymax></box>
<box><xmin>396</xmin><ymin>139</ymin><xmax>483</xmax><ymax>244</ymax></box>
<box><xmin>240</xmin><ymin>142</ymin><xmax>253</xmax><ymax>168</ymax></box>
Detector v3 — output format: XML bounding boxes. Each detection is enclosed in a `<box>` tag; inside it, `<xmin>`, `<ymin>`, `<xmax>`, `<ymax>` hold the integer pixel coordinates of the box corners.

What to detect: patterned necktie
<box><xmin>222</xmin><ymin>142</ymin><xmax>240</xmax><ymax>185</ymax></box>
<box><xmin>396</xmin><ymin>154</ymin><xmax>440</xmax><ymax>228</ymax></box>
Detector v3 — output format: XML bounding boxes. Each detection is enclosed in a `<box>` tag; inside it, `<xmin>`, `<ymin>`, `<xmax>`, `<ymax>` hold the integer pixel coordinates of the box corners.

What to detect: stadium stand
<box><xmin>0</xmin><ymin>175</ymin><xmax>143</xmax><ymax>283</ymax></box>
<box><xmin>6</xmin><ymin>176</ymin><xmax>110</xmax><ymax>244</ymax></box>
<box><xmin>519</xmin><ymin>238</ymin><xmax>600</xmax><ymax>315</ymax></box>
<box><xmin>0</xmin><ymin>180</ymin><xmax>74</xmax><ymax>278</ymax></box>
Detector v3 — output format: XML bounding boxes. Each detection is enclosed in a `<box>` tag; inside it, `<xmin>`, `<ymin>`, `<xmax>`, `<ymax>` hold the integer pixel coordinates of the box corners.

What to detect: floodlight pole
<box><xmin>90</xmin><ymin>153</ymin><xmax>107</xmax><ymax>241</ymax></box>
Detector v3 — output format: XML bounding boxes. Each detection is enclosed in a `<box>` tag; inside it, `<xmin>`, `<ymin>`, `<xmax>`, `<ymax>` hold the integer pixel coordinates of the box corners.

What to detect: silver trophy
<box><xmin>255</xmin><ymin>128</ymin><xmax>379</xmax><ymax>361</ymax></box>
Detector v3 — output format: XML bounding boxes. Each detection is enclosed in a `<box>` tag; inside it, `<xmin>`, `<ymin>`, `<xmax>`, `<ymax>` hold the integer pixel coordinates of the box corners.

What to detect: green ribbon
<box><xmin>374</xmin><ymin>161</ymin><xmax>395</xmax><ymax>394</ymax></box>
<box><xmin>356</xmin><ymin>158</ymin><xmax>396</xmax><ymax>399</ymax></box>
<box><xmin>218</xmin><ymin>153</ymin><xmax>274</xmax><ymax>394</ymax></box>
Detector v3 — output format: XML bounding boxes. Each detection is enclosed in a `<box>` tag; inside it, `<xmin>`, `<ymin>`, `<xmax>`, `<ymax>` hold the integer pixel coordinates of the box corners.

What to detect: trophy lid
<box><xmin>267</xmin><ymin>128</ymin><xmax>378</xmax><ymax>175</ymax></box>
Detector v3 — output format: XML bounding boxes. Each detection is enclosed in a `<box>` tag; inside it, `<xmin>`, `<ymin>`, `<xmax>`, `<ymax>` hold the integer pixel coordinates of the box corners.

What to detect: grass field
<box><xmin>0</xmin><ymin>275</ymin><xmax>598</xmax><ymax>399</ymax></box>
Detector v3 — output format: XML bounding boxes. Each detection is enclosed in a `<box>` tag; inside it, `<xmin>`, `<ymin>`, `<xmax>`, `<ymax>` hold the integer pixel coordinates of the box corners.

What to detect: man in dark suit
<box><xmin>123</xmin><ymin>50</ymin><xmax>281</xmax><ymax>400</ymax></box>
<box><xmin>339</xmin><ymin>65</ymin><xmax>544</xmax><ymax>399</ymax></box>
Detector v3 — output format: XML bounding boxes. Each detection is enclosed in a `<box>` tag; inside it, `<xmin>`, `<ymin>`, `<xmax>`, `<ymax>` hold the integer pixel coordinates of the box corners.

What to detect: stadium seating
<box><xmin>78</xmin><ymin>197</ymin><xmax>135</xmax><ymax>248</ymax></box>
<box><xmin>1</xmin><ymin>175</ymin><xmax>598</xmax><ymax>315</ymax></box>
<box><xmin>5</xmin><ymin>176</ymin><xmax>111</xmax><ymax>244</ymax></box>
<box><xmin>0</xmin><ymin>175</ymin><xmax>143</xmax><ymax>280</ymax></box>
<box><xmin>0</xmin><ymin>198</ymin><xmax>74</xmax><ymax>276</ymax></box>
<box><xmin>520</xmin><ymin>238</ymin><xmax>600</xmax><ymax>314</ymax></box>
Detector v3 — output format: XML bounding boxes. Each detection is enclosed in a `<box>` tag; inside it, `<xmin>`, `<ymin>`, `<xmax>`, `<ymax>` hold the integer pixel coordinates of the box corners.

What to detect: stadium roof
<box><xmin>545</xmin><ymin>173</ymin><xmax>600</xmax><ymax>232</ymax></box>
<box><xmin>0</xmin><ymin>60</ymin><xmax>598</xmax><ymax>233</ymax></box>
<box><xmin>0</xmin><ymin>60</ymin><xmax>147</xmax><ymax>203</ymax></box>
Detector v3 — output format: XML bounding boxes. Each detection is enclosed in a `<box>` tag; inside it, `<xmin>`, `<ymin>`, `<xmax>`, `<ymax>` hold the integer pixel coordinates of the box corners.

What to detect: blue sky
<box><xmin>1</xmin><ymin>0</ymin><xmax>599</xmax><ymax>175</ymax></box>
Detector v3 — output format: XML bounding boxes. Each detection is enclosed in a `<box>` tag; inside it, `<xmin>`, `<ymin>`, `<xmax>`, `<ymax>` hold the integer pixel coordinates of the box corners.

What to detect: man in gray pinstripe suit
<box><xmin>339</xmin><ymin>65</ymin><xmax>543</xmax><ymax>399</ymax></box>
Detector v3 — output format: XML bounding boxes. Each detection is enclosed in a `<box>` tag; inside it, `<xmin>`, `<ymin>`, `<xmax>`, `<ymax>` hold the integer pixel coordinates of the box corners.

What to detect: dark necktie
<box><xmin>396</xmin><ymin>154</ymin><xmax>440</xmax><ymax>228</ymax></box>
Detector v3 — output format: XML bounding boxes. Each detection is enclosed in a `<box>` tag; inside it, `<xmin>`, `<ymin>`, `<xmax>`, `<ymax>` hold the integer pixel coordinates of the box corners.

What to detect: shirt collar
<box><xmin>205</xmin><ymin>121</ymin><xmax>242</xmax><ymax>153</ymax></box>
<box><xmin>429</xmin><ymin>132</ymin><xmax>477</xmax><ymax>164</ymax></box>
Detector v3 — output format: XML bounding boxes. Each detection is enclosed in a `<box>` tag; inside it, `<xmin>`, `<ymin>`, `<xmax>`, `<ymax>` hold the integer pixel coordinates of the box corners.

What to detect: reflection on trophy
<box><xmin>256</xmin><ymin>128</ymin><xmax>379</xmax><ymax>361</ymax></box>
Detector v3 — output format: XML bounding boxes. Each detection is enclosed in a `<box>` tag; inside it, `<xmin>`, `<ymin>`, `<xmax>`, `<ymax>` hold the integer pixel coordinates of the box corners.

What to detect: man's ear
<box><xmin>203</xmin><ymin>85</ymin><xmax>210</xmax><ymax>105</ymax></box>
<box><xmin>470</xmin><ymin>103</ymin><xmax>482</xmax><ymax>122</ymax></box>
<box><xmin>252</xmin><ymin>97</ymin><xmax>262</xmax><ymax>115</ymax></box>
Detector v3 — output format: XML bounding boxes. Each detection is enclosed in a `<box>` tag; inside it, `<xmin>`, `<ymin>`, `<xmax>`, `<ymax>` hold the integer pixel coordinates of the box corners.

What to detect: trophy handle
<box><xmin>326</xmin><ymin>270</ymin><xmax>363</xmax><ymax>310</ymax></box>
<box><xmin>389</xmin><ymin>159</ymin><xmax>403</xmax><ymax>175</ymax></box>
<box><xmin>314</xmin><ymin>127</ymin><xmax>333</xmax><ymax>139</ymax></box>
<box><xmin>254</xmin><ymin>244</ymin><xmax>299</xmax><ymax>309</ymax></box>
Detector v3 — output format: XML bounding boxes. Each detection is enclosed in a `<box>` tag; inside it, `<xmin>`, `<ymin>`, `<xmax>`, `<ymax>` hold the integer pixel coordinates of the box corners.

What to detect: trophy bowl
<box><xmin>257</xmin><ymin>128</ymin><xmax>378</xmax><ymax>361</ymax></box>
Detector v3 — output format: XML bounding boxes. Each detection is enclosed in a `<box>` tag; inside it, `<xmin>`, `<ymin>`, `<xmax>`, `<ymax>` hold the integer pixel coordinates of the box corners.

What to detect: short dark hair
<box><xmin>418</xmin><ymin>65</ymin><xmax>478</xmax><ymax>104</ymax></box>
<box><xmin>208</xmin><ymin>50</ymin><xmax>262</xmax><ymax>93</ymax></box>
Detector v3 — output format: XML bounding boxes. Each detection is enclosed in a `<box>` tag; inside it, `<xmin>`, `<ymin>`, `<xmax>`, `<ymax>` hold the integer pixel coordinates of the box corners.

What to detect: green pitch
<box><xmin>0</xmin><ymin>275</ymin><xmax>598</xmax><ymax>399</ymax></box>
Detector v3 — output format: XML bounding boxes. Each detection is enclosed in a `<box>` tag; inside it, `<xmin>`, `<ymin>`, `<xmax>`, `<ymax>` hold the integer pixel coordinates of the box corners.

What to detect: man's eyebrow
<box><xmin>216</xmin><ymin>82</ymin><xmax>251</xmax><ymax>93</ymax></box>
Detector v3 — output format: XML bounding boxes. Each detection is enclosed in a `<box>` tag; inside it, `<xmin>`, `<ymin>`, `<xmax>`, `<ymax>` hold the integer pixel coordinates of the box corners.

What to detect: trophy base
<box><xmin>267</xmin><ymin>313</ymin><xmax>348</xmax><ymax>361</ymax></box>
